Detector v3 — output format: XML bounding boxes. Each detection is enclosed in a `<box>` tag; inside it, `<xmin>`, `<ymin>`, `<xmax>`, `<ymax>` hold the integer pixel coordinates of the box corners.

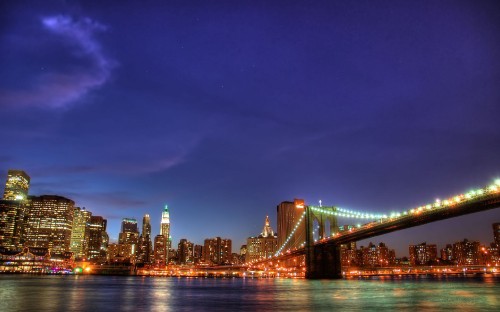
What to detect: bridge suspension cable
<box><xmin>274</xmin><ymin>210</ymin><xmax>306</xmax><ymax>257</ymax></box>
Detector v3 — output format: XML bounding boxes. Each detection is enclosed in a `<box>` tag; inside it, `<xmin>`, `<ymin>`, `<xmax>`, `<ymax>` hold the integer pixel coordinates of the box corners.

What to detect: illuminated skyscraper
<box><xmin>86</xmin><ymin>216</ymin><xmax>108</xmax><ymax>261</ymax></box>
<box><xmin>277</xmin><ymin>200</ymin><xmax>305</xmax><ymax>251</ymax></box>
<box><xmin>70</xmin><ymin>207</ymin><xmax>92</xmax><ymax>259</ymax></box>
<box><xmin>118</xmin><ymin>218</ymin><xmax>139</xmax><ymax>262</ymax></box>
<box><xmin>246</xmin><ymin>216</ymin><xmax>278</xmax><ymax>262</ymax></box>
<box><xmin>160</xmin><ymin>205</ymin><xmax>171</xmax><ymax>262</ymax></box>
<box><xmin>178</xmin><ymin>238</ymin><xmax>194</xmax><ymax>264</ymax></box>
<box><xmin>3</xmin><ymin>170</ymin><xmax>30</xmax><ymax>201</ymax></box>
<box><xmin>24</xmin><ymin>195</ymin><xmax>75</xmax><ymax>254</ymax></box>
<box><xmin>153</xmin><ymin>234</ymin><xmax>167</xmax><ymax>267</ymax></box>
<box><xmin>137</xmin><ymin>214</ymin><xmax>153</xmax><ymax>264</ymax></box>
<box><xmin>0</xmin><ymin>200</ymin><xmax>29</xmax><ymax>250</ymax></box>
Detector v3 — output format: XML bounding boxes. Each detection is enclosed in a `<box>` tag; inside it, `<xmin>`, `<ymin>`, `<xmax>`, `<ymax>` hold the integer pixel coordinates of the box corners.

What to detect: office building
<box><xmin>160</xmin><ymin>205</ymin><xmax>171</xmax><ymax>262</ymax></box>
<box><xmin>153</xmin><ymin>234</ymin><xmax>167</xmax><ymax>267</ymax></box>
<box><xmin>246</xmin><ymin>216</ymin><xmax>278</xmax><ymax>262</ymax></box>
<box><xmin>0</xmin><ymin>200</ymin><xmax>29</xmax><ymax>250</ymax></box>
<box><xmin>453</xmin><ymin>239</ymin><xmax>480</xmax><ymax>265</ymax></box>
<box><xmin>409</xmin><ymin>242</ymin><xmax>437</xmax><ymax>265</ymax></box>
<box><xmin>24</xmin><ymin>195</ymin><xmax>75</xmax><ymax>254</ymax></box>
<box><xmin>277</xmin><ymin>200</ymin><xmax>306</xmax><ymax>251</ymax></box>
<box><xmin>3</xmin><ymin>170</ymin><xmax>30</xmax><ymax>200</ymax></box>
<box><xmin>70</xmin><ymin>207</ymin><xmax>92</xmax><ymax>259</ymax></box>
<box><xmin>86</xmin><ymin>216</ymin><xmax>107</xmax><ymax>261</ymax></box>
<box><xmin>137</xmin><ymin>214</ymin><xmax>153</xmax><ymax>264</ymax></box>
<box><xmin>178</xmin><ymin>238</ymin><xmax>194</xmax><ymax>264</ymax></box>
<box><xmin>203</xmin><ymin>237</ymin><xmax>232</xmax><ymax>265</ymax></box>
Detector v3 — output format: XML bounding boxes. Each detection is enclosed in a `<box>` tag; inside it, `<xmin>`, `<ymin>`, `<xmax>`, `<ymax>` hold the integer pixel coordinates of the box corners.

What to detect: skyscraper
<box><xmin>0</xmin><ymin>200</ymin><xmax>29</xmax><ymax>250</ymax></box>
<box><xmin>70</xmin><ymin>207</ymin><xmax>92</xmax><ymax>259</ymax></box>
<box><xmin>86</xmin><ymin>216</ymin><xmax>108</xmax><ymax>261</ymax></box>
<box><xmin>277</xmin><ymin>200</ymin><xmax>305</xmax><ymax>251</ymax></box>
<box><xmin>137</xmin><ymin>214</ymin><xmax>153</xmax><ymax>264</ymax></box>
<box><xmin>153</xmin><ymin>234</ymin><xmax>167</xmax><ymax>267</ymax></box>
<box><xmin>3</xmin><ymin>170</ymin><xmax>30</xmax><ymax>200</ymax></box>
<box><xmin>160</xmin><ymin>205</ymin><xmax>171</xmax><ymax>262</ymax></box>
<box><xmin>178</xmin><ymin>238</ymin><xmax>194</xmax><ymax>264</ymax></box>
<box><xmin>246</xmin><ymin>216</ymin><xmax>278</xmax><ymax>262</ymax></box>
<box><xmin>118</xmin><ymin>218</ymin><xmax>139</xmax><ymax>262</ymax></box>
<box><xmin>24</xmin><ymin>195</ymin><xmax>75</xmax><ymax>254</ymax></box>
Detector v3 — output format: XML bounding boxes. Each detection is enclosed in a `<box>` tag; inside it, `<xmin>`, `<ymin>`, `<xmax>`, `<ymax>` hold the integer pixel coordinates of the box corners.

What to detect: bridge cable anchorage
<box><xmin>274</xmin><ymin>211</ymin><xmax>306</xmax><ymax>257</ymax></box>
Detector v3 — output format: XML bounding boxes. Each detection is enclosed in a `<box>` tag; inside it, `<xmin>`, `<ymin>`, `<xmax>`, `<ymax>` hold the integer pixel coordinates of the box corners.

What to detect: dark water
<box><xmin>0</xmin><ymin>275</ymin><xmax>499</xmax><ymax>311</ymax></box>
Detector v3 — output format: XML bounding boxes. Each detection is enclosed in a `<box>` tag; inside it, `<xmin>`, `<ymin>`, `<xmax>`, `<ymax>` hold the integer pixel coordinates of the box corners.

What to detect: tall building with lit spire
<box><xmin>159</xmin><ymin>205</ymin><xmax>171</xmax><ymax>263</ymax></box>
<box><xmin>246</xmin><ymin>216</ymin><xmax>278</xmax><ymax>263</ymax></box>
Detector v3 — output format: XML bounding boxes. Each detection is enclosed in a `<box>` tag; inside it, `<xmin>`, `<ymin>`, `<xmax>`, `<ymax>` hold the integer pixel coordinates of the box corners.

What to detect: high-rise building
<box><xmin>160</xmin><ymin>205</ymin><xmax>171</xmax><ymax>262</ymax></box>
<box><xmin>137</xmin><ymin>214</ymin><xmax>153</xmax><ymax>264</ymax></box>
<box><xmin>3</xmin><ymin>170</ymin><xmax>30</xmax><ymax>201</ymax></box>
<box><xmin>24</xmin><ymin>195</ymin><xmax>75</xmax><ymax>254</ymax></box>
<box><xmin>277</xmin><ymin>200</ymin><xmax>305</xmax><ymax>251</ymax></box>
<box><xmin>178</xmin><ymin>238</ymin><xmax>194</xmax><ymax>264</ymax></box>
<box><xmin>70</xmin><ymin>207</ymin><xmax>92</xmax><ymax>259</ymax></box>
<box><xmin>493</xmin><ymin>223</ymin><xmax>500</xmax><ymax>246</ymax></box>
<box><xmin>194</xmin><ymin>244</ymin><xmax>203</xmax><ymax>264</ymax></box>
<box><xmin>409</xmin><ymin>242</ymin><xmax>437</xmax><ymax>265</ymax></box>
<box><xmin>358</xmin><ymin>242</ymin><xmax>396</xmax><ymax>267</ymax></box>
<box><xmin>0</xmin><ymin>200</ymin><xmax>29</xmax><ymax>250</ymax></box>
<box><xmin>203</xmin><ymin>237</ymin><xmax>232</xmax><ymax>265</ymax></box>
<box><xmin>246</xmin><ymin>216</ymin><xmax>278</xmax><ymax>262</ymax></box>
<box><xmin>86</xmin><ymin>216</ymin><xmax>107</xmax><ymax>261</ymax></box>
<box><xmin>153</xmin><ymin>234</ymin><xmax>167</xmax><ymax>267</ymax></box>
<box><xmin>453</xmin><ymin>239</ymin><xmax>480</xmax><ymax>265</ymax></box>
<box><xmin>118</xmin><ymin>218</ymin><xmax>139</xmax><ymax>262</ymax></box>
<box><xmin>440</xmin><ymin>244</ymin><xmax>453</xmax><ymax>262</ymax></box>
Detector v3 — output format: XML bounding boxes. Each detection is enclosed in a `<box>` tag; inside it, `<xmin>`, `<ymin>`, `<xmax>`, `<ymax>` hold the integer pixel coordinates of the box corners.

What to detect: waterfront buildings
<box><xmin>453</xmin><ymin>239</ymin><xmax>481</xmax><ymax>265</ymax></box>
<box><xmin>24</xmin><ymin>195</ymin><xmax>75</xmax><ymax>254</ymax></box>
<box><xmin>409</xmin><ymin>242</ymin><xmax>438</xmax><ymax>265</ymax></box>
<box><xmin>246</xmin><ymin>216</ymin><xmax>278</xmax><ymax>262</ymax></box>
<box><xmin>203</xmin><ymin>237</ymin><xmax>232</xmax><ymax>265</ymax></box>
<box><xmin>178</xmin><ymin>238</ymin><xmax>194</xmax><ymax>264</ymax></box>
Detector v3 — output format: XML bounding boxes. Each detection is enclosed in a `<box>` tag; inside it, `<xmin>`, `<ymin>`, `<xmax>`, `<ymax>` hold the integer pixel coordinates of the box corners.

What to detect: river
<box><xmin>0</xmin><ymin>274</ymin><xmax>498</xmax><ymax>311</ymax></box>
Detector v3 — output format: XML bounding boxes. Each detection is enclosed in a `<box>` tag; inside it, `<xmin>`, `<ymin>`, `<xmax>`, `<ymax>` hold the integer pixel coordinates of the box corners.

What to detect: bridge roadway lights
<box><xmin>304</xmin><ymin>204</ymin><xmax>343</xmax><ymax>279</ymax></box>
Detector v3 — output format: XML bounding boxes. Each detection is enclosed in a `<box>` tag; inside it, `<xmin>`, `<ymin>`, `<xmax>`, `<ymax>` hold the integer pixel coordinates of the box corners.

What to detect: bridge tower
<box><xmin>300</xmin><ymin>203</ymin><xmax>342</xmax><ymax>279</ymax></box>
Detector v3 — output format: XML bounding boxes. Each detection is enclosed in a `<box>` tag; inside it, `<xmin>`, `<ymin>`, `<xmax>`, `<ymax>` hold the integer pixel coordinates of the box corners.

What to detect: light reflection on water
<box><xmin>0</xmin><ymin>275</ymin><xmax>498</xmax><ymax>311</ymax></box>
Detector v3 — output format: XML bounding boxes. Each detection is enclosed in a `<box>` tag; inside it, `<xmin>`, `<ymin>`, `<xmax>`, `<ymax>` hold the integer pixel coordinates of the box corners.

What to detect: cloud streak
<box><xmin>0</xmin><ymin>15</ymin><xmax>114</xmax><ymax>109</ymax></box>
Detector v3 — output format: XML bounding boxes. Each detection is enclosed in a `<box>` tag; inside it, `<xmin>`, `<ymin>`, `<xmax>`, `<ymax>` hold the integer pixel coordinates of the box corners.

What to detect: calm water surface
<box><xmin>0</xmin><ymin>275</ymin><xmax>498</xmax><ymax>311</ymax></box>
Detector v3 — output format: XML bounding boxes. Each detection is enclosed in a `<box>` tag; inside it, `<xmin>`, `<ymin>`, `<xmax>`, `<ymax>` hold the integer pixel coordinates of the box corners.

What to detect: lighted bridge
<box><xmin>249</xmin><ymin>179</ymin><xmax>500</xmax><ymax>279</ymax></box>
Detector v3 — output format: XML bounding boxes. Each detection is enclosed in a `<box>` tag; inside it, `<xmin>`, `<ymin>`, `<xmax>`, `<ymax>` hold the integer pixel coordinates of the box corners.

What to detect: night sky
<box><xmin>1</xmin><ymin>1</ymin><xmax>499</xmax><ymax>257</ymax></box>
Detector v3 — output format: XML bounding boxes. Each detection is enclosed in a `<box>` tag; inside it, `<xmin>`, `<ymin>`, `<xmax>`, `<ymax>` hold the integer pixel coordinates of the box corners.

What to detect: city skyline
<box><xmin>1</xmin><ymin>1</ymin><xmax>500</xmax><ymax>257</ymax></box>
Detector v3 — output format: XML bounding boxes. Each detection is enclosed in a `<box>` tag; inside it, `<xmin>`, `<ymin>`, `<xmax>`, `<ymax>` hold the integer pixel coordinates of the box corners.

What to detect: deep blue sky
<box><xmin>1</xmin><ymin>1</ymin><xmax>499</xmax><ymax>256</ymax></box>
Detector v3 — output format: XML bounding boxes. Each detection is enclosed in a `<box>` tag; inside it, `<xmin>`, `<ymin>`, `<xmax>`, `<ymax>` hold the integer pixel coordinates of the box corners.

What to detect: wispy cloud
<box><xmin>0</xmin><ymin>15</ymin><xmax>114</xmax><ymax>109</ymax></box>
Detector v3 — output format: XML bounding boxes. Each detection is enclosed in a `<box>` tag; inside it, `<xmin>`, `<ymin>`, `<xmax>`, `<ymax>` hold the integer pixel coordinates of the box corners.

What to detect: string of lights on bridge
<box><xmin>273</xmin><ymin>179</ymin><xmax>500</xmax><ymax>258</ymax></box>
